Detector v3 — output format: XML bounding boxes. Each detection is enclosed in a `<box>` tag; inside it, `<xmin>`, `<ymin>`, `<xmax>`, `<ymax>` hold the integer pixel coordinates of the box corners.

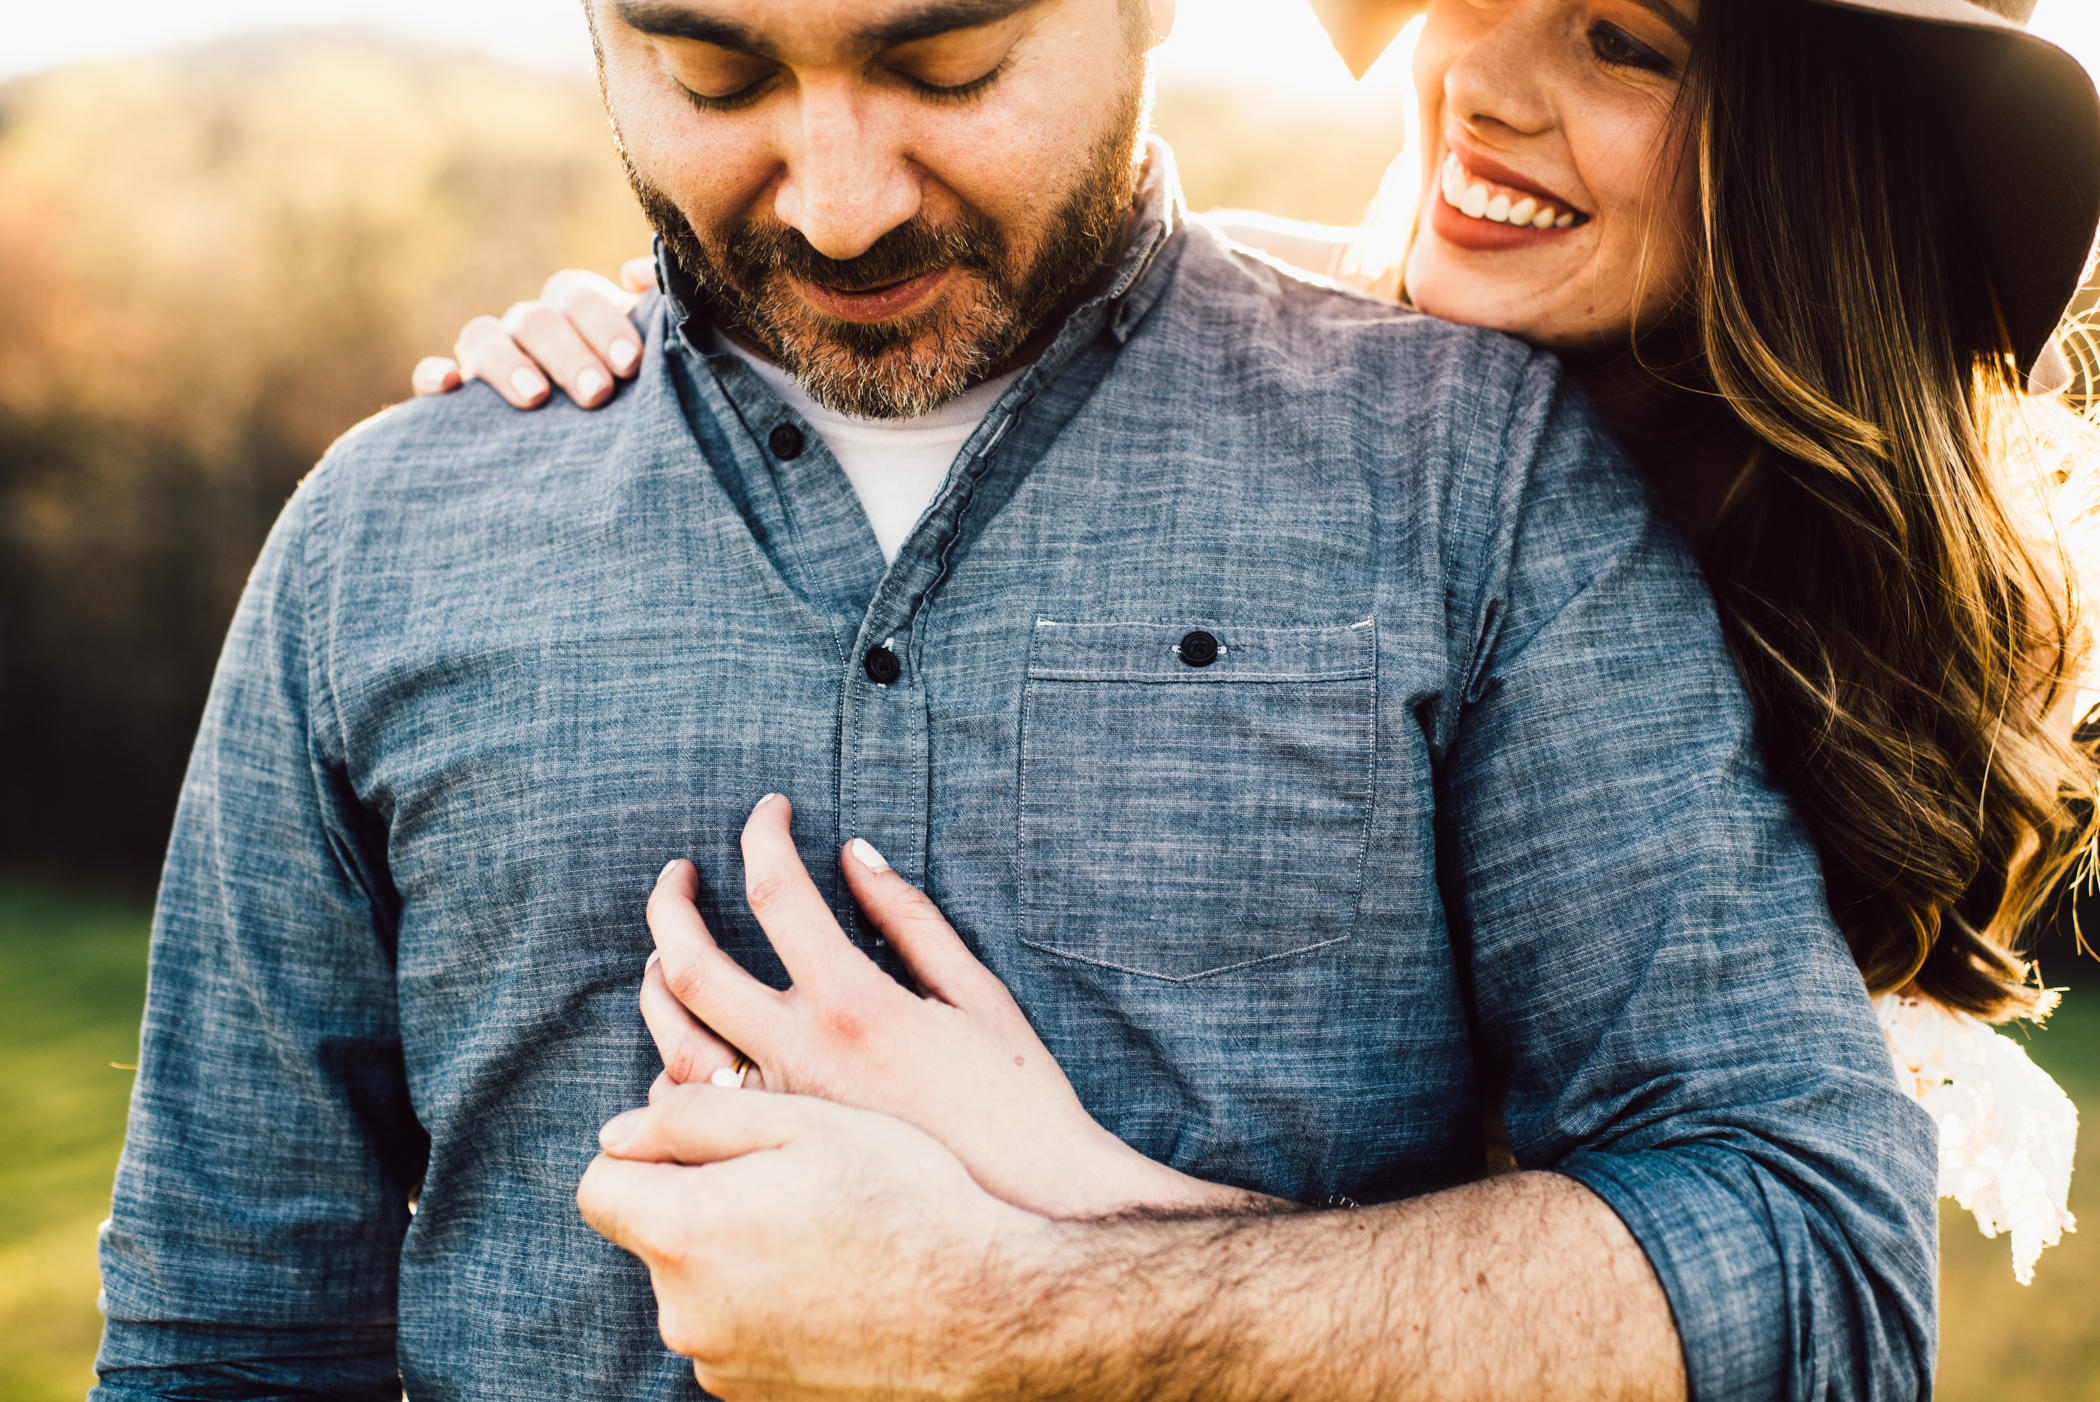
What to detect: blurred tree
<box><xmin>0</xmin><ymin>37</ymin><xmax>652</xmax><ymax>885</ymax></box>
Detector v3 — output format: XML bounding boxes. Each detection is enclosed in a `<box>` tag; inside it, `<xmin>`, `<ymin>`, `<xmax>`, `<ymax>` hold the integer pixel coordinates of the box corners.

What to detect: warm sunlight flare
<box><xmin>5</xmin><ymin>0</ymin><xmax>1432</xmax><ymax>93</ymax></box>
<box><xmin>2033</xmin><ymin>0</ymin><xmax>2100</xmax><ymax>77</ymax></box>
<box><xmin>16</xmin><ymin>0</ymin><xmax>2092</xmax><ymax>106</ymax></box>
<box><xmin>1155</xmin><ymin>0</ymin><xmax>1415</xmax><ymax>97</ymax></box>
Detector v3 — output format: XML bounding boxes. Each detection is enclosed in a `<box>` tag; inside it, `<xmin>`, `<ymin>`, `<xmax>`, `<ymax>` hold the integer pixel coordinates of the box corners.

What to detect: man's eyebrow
<box><xmin>1624</xmin><ymin>0</ymin><xmax>1694</xmax><ymax>42</ymax></box>
<box><xmin>610</xmin><ymin>1</ymin><xmax>776</xmax><ymax>57</ymax></box>
<box><xmin>858</xmin><ymin>0</ymin><xmax>1046</xmax><ymax>50</ymax></box>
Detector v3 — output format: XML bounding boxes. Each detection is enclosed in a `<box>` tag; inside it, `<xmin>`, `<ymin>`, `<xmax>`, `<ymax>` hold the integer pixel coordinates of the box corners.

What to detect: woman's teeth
<box><xmin>1441</xmin><ymin>155</ymin><xmax>1579</xmax><ymax>230</ymax></box>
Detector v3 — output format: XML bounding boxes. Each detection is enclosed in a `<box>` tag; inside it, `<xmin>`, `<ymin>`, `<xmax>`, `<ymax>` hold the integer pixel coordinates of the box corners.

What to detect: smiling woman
<box><xmin>1405</xmin><ymin>0</ymin><xmax>1698</xmax><ymax>346</ymax></box>
<box><xmin>1282</xmin><ymin>0</ymin><xmax>2100</xmax><ymax>1040</ymax></box>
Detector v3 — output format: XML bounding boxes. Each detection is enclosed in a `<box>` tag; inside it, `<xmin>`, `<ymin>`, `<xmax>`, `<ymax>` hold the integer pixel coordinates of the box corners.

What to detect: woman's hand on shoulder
<box><xmin>411</xmin><ymin>256</ymin><xmax>655</xmax><ymax>409</ymax></box>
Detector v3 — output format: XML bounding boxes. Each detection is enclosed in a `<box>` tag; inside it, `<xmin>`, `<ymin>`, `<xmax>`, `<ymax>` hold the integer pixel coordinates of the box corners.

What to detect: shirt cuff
<box><xmin>1558</xmin><ymin>1145</ymin><xmax>1934</xmax><ymax>1402</ymax></box>
<box><xmin>94</xmin><ymin>1319</ymin><xmax>401</xmax><ymax>1402</ymax></box>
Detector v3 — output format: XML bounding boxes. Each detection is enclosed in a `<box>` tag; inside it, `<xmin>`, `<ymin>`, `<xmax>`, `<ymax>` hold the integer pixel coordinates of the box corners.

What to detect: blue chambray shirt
<box><xmin>97</xmin><ymin>147</ymin><xmax>1937</xmax><ymax>1402</ymax></box>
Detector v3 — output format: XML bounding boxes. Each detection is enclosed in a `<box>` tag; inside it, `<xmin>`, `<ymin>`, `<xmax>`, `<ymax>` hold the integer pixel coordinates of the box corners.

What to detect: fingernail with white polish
<box><xmin>849</xmin><ymin>838</ymin><xmax>891</xmax><ymax>873</ymax></box>
<box><xmin>645</xmin><ymin>948</ymin><xmax>661</xmax><ymax>973</ymax></box>
<box><xmin>510</xmin><ymin>366</ymin><xmax>548</xmax><ymax>400</ymax></box>
<box><xmin>658</xmin><ymin>858</ymin><xmax>680</xmax><ymax>881</ymax></box>
<box><xmin>610</xmin><ymin>339</ymin><xmax>641</xmax><ymax>373</ymax></box>
<box><xmin>599</xmin><ymin>1107</ymin><xmax>644</xmax><ymax>1149</ymax></box>
<box><xmin>577</xmin><ymin>367</ymin><xmax>610</xmax><ymax>399</ymax></box>
<box><xmin>753</xmin><ymin>792</ymin><xmax>782</xmax><ymax>813</ymax></box>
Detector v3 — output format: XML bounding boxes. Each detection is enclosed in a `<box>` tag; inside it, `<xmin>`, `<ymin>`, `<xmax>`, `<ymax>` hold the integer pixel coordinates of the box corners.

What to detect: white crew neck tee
<box><xmin>708</xmin><ymin>329</ymin><xmax>1023</xmax><ymax>564</ymax></box>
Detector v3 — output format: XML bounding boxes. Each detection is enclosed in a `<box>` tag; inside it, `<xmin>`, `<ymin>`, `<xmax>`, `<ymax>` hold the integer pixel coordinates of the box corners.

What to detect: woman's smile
<box><xmin>1439</xmin><ymin>152</ymin><xmax>1587</xmax><ymax>230</ymax></box>
<box><xmin>1427</xmin><ymin>150</ymin><xmax>1591</xmax><ymax>251</ymax></box>
<box><xmin>1405</xmin><ymin>0</ymin><xmax>1700</xmax><ymax>351</ymax></box>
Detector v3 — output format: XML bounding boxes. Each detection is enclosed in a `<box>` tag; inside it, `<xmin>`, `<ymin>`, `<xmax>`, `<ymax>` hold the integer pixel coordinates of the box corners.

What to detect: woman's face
<box><xmin>1405</xmin><ymin>0</ymin><xmax>1701</xmax><ymax>352</ymax></box>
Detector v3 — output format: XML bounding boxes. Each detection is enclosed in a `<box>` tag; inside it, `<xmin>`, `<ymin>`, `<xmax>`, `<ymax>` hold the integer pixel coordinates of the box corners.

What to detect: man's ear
<box><xmin>1148</xmin><ymin>0</ymin><xmax>1175</xmax><ymax>46</ymax></box>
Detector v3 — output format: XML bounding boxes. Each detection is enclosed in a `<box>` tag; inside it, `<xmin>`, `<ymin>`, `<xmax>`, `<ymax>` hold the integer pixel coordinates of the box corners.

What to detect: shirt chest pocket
<box><xmin>1018</xmin><ymin>619</ymin><xmax>1377</xmax><ymax>982</ymax></box>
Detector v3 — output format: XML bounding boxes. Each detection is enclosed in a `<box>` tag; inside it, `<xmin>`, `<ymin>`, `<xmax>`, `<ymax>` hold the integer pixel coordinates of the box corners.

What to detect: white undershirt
<box><xmin>711</xmin><ymin>330</ymin><xmax>1023</xmax><ymax>564</ymax></box>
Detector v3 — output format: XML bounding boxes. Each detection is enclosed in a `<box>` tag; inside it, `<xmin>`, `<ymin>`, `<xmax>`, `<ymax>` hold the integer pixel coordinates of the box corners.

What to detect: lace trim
<box><xmin>1877</xmin><ymin>993</ymin><xmax>2079</xmax><ymax>1283</ymax></box>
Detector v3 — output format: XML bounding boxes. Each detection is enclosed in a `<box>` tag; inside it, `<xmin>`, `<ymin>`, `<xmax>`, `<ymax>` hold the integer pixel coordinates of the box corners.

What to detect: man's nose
<box><xmin>1443</xmin><ymin>0</ymin><xmax>1557</xmax><ymax>140</ymax></box>
<box><xmin>772</xmin><ymin>82</ymin><xmax>923</xmax><ymax>262</ymax></box>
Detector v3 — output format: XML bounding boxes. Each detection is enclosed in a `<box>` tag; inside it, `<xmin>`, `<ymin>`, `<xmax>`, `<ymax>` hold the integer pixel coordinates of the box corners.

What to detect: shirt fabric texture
<box><xmin>96</xmin><ymin>144</ymin><xmax>1938</xmax><ymax>1402</ymax></box>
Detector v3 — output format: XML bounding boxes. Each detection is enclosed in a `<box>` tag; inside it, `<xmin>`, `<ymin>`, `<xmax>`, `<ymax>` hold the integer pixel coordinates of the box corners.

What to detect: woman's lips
<box><xmin>791</xmin><ymin>266</ymin><xmax>955</xmax><ymax>323</ymax></box>
<box><xmin>1427</xmin><ymin>152</ymin><xmax>1590</xmax><ymax>252</ymax></box>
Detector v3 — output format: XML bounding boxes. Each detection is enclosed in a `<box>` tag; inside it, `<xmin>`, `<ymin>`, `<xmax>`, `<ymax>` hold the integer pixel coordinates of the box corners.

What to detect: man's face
<box><xmin>593</xmin><ymin>0</ymin><xmax>1167</xmax><ymax>419</ymax></box>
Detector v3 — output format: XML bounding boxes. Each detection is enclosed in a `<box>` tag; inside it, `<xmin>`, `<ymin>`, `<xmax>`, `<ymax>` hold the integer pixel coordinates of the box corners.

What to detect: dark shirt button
<box><xmin>1178</xmin><ymin>630</ymin><xmax>1220</xmax><ymax>667</ymax></box>
<box><xmin>768</xmin><ymin>423</ymin><xmax>805</xmax><ymax>460</ymax></box>
<box><xmin>863</xmin><ymin>646</ymin><xmax>901</xmax><ymax>685</ymax></box>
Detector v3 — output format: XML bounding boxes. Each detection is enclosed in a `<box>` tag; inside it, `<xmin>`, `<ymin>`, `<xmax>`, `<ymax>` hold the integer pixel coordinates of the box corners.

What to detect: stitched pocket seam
<box><xmin>1018</xmin><ymin>617</ymin><xmax>1378</xmax><ymax>983</ymax></box>
<box><xmin>1014</xmin><ymin>933</ymin><xmax>1355</xmax><ymax>985</ymax></box>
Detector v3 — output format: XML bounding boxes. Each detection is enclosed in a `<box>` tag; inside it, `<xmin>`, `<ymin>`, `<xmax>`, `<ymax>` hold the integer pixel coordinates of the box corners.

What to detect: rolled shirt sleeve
<box><xmin>1438</xmin><ymin>368</ymin><xmax>1939</xmax><ymax>1402</ymax></box>
<box><xmin>94</xmin><ymin>473</ymin><xmax>423</xmax><ymax>1400</ymax></box>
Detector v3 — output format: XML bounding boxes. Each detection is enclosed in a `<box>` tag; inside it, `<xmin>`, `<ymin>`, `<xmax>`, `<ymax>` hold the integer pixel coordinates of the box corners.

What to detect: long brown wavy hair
<box><xmin>1677</xmin><ymin>0</ymin><xmax>2099</xmax><ymax>1019</ymax></box>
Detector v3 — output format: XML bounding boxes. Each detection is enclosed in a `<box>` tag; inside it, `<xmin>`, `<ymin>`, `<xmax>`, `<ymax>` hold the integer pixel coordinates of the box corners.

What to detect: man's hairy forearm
<box><xmin>973</xmin><ymin>1172</ymin><xmax>1686</xmax><ymax>1402</ymax></box>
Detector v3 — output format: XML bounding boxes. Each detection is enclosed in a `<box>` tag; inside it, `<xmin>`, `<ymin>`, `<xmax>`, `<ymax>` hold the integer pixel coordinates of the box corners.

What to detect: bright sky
<box><xmin>0</xmin><ymin>0</ymin><xmax>1393</xmax><ymax>89</ymax></box>
<box><xmin>4</xmin><ymin>0</ymin><xmax>2097</xmax><ymax>101</ymax></box>
<box><xmin>2034</xmin><ymin>1</ymin><xmax>2100</xmax><ymax>78</ymax></box>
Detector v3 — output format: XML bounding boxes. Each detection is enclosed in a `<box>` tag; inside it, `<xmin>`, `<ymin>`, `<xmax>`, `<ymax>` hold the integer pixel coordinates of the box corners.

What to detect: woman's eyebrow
<box><xmin>1623</xmin><ymin>0</ymin><xmax>1694</xmax><ymax>41</ymax></box>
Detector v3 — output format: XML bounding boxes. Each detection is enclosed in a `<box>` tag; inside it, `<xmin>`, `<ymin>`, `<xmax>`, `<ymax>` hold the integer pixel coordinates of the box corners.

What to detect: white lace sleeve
<box><xmin>1877</xmin><ymin>993</ymin><xmax>2080</xmax><ymax>1283</ymax></box>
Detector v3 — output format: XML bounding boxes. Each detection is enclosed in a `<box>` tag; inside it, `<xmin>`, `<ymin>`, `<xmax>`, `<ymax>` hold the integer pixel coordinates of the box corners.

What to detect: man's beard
<box><xmin>625</xmin><ymin>105</ymin><xmax>1143</xmax><ymax>420</ymax></box>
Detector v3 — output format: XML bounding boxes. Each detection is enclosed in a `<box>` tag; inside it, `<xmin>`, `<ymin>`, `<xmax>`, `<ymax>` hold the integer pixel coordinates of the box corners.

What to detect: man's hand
<box><xmin>579</xmin><ymin>1084</ymin><xmax>1051</xmax><ymax>1401</ymax></box>
<box><xmin>580</xmin><ymin>1087</ymin><xmax>1687</xmax><ymax>1402</ymax></box>
<box><xmin>642</xmin><ymin>794</ymin><xmax>1254</xmax><ymax>1219</ymax></box>
<box><xmin>411</xmin><ymin>258</ymin><xmax>654</xmax><ymax>407</ymax></box>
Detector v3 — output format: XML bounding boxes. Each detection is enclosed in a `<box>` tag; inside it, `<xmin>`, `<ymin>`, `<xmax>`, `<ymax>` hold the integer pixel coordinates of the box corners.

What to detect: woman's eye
<box><xmin>1588</xmin><ymin>22</ymin><xmax>1673</xmax><ymax>74</ymax></box>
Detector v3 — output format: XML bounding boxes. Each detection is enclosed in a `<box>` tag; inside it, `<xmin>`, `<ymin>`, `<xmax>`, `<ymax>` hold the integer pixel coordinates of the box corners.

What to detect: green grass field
<box><xmin>4</xmin><ymin>881</ymin><xmax>2096</xmax><ymax>1399</ymax></box>
<box><xmin>1</xmin><ymin>886</ymin><xmax>155</xmax><ymax>1401</ymax></box>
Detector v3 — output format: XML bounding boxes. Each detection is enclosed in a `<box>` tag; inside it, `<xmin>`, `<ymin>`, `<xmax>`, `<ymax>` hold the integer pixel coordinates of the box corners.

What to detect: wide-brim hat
<box><xmin>1310</xmin><ymin>0</ymin><xmax>2100</xmax><ymax>379</ymax></box>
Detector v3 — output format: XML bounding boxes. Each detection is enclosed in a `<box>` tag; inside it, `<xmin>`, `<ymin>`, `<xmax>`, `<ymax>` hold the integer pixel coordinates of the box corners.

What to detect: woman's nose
<box><xmin>1441</xmin><ymin>0</ymin><xmax>1558</xmax><ymax>140</ymax></box>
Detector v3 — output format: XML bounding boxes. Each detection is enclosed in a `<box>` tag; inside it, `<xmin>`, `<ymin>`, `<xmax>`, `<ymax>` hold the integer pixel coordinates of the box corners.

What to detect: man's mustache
<box><xmin>726</xmin><ymin>214</ymin><xmax>1006</xmax><ymax>293</ymax></box>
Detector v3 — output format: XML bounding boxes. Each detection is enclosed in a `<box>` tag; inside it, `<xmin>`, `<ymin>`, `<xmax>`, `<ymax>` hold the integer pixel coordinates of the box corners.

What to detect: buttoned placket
<box><xmin>661</xmin><ymin>173</ymin><xmax>1182</xmax><ymax>946</ymax></box>
<box><xmin>664</xmin><ymin>348</ymin><xmax>1045</xmax><ymax>946</ymax></box>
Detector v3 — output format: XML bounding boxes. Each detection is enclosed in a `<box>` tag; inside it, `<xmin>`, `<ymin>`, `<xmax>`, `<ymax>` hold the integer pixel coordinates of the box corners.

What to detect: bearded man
<box><xmin>94</xmin><ymin>1</ymin><xmax>1936</xmax><ymax>1399</ymax></box>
